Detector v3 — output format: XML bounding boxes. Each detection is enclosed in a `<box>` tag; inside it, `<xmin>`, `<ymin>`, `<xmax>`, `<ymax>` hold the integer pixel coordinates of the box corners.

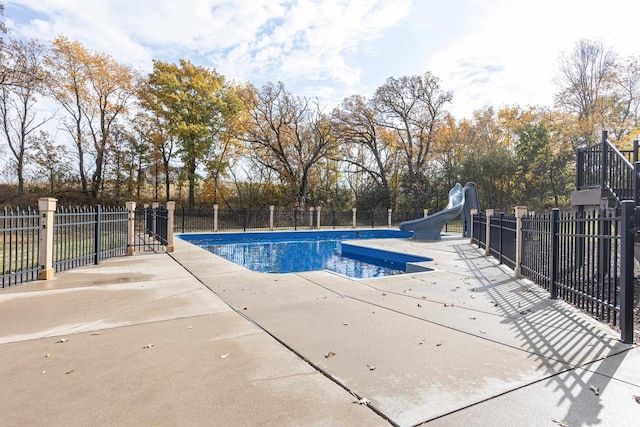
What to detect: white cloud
<box><xmin>426</xmin><ymin>0</ymin><xmax>640</xmax><ymax>117</ymax></box>
<box><xmin>5</xmin><ymin>0</ymin><xmax>412</xmax><ymax>97</ymax></box>
<box><xmin>5</xmin><ymin>0</ymin><xmax>640</xmax><ymax>120</ymax></box>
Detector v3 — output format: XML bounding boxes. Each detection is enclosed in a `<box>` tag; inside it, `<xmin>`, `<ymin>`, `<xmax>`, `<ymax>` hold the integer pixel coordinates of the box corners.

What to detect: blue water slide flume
<box><xmin>399</xmin><ymin>182</ymin><xmax>479</xmax><ymax>240</ymax></box>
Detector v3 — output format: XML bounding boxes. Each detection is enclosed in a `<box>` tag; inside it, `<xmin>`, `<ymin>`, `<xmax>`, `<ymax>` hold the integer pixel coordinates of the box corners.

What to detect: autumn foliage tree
<box><xmin>141</xmin><ymin>59</ymin><xmax>241</xmax><ymax>208</ymax></box>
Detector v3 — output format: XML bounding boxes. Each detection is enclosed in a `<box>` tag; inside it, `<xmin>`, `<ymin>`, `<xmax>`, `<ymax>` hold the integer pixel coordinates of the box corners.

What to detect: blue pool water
<box><xmin>179</xmin><ymin>230</ymin><xmax>432</xmax><ymax>278</ymax></box>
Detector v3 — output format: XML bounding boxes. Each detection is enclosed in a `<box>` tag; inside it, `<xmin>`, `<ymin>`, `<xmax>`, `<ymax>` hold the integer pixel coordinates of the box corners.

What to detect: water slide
<box><xmin>399</xmin><ymin>182</ymin><xmax>479</xmax><ymax>240</ymax></box>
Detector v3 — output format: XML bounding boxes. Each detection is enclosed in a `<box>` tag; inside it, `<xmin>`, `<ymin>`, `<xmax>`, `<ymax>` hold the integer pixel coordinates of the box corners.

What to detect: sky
<box><xmin>3</xmin><ymin>0</ymin><xmax>640</xmax><ymax>120</ymax></box>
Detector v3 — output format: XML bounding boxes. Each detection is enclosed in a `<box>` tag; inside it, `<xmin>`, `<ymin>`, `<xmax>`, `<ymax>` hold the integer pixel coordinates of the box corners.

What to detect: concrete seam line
<box><xmin>167</xmin><ymin>252</ymin><xmax>398</xmax><ymax>427</ymax></box>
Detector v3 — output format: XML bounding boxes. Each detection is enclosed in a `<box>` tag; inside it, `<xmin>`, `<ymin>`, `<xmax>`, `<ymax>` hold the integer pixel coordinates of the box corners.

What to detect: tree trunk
<box><xmin>164</xmin><ymin>165</ymin><xmax>171</xmax><ymax>203</ymax></box>
<box><xmin>91</xmin><ymin>150</ymin><xmax>104</xmax><ymax>199</ymax></box>
<box><xmin>188</xmin><ymin>162</ymin><xmax>197</xmax><ymax>208</ymax></box>
<box><xmin>76</xmin><ymin>123</ymin><xmax>88</xmax><ymax>195</ymax></box>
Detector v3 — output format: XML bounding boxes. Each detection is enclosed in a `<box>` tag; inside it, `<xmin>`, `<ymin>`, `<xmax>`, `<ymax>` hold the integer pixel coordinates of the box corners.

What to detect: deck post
<box><xmin>352</xmin><ymin>208</ymin><xmax>357</xmax><ymax>228</ymax></box>
<box><xmin>213</xmin><ymin>204</ymin><xmax>219</xmax><ymax>232</ymax></box>
<box><xmin>388</xmin><ymin>208</ymin><xmax>392</xmax><ymax>228</ymax></box>
<box><xmin>309</xmin><ymin>207</ymin><xmax>314</xmax><ymax>229</ymax></box>
<box><xmin>601</xmin><ymin>130</ymin><xmax>608</xmax><ymax>188</ymax></box>
<box><xmin>37</xmin><ymin>198</ymin><xmax>57</xmax><ymax>280</ymax></box>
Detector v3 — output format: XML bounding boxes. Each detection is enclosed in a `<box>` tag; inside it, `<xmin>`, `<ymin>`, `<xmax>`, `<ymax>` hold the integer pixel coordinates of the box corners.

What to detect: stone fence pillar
<box><xmin>269</xmin><ymin>205</ymin><xmax>275</xmax><ymax>231</ymax></box>
<box><xmin>469</xmin><ymin>208</ymin><xmax>478</xmax><ymax>244</ymax></box>
<box><xmin>166</xmin><ymin>201</ymin><xmax>175</xmax><ymax>253</ymax></box>
<box><xmin>38</xmin><ymin>198</ymin><xmax>57</xmax><ymax>280</ymax></box>
<box><xmin>484</xmin><ymin>209</ymin><xmax>494</xmax><ymax>256</ymax></box>
<box><xmin>316</xmin><ymin>206</ymin><xmax>321</xmax><ymax>229</ymax></box>
<box><xmin>126</xmin><ymin>201</ymin><xmax>136</xmax><ymax>255</ymax></box>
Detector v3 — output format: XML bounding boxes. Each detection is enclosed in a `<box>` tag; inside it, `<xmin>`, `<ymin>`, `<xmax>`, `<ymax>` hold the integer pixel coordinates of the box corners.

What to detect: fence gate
<box><xmin>134</xmin><ymin>205</ymin><xmax>168</xmax><ymax>253</ymax></box>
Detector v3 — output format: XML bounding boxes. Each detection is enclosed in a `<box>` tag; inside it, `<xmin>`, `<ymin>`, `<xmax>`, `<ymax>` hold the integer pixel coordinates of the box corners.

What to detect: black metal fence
<box><xmin>1</xmin><ymin>207</ymin><xmax>40</xmax><ymax>288</ymax></box>
<box><xmin>134</xmin><ymin>206</ymin><xmax>168</xmax><ymax>252</ymax></box>
<box><xmin>474</xmin><ymin>203</ymin><xmax>635</xmax><ymax>342</ymax></box>
<box><xmin>174</xmin><ymin>207</ymin><xmax>436</xmax><ymax>233</ymax></box>
<box><xmin>1</xmin><ymin>203</ymin><xmax>147</xmax><ymax>287</ymax></box>
<box><xmin>488</xmin><ymin>213</ymin><xmax>517</xmax><ymax>270</ymax></box>
<box><xmin>53</xmin><ymin>206</ymin><xmax>128</xmax><ymax>273</ymax></box>
<box><xmin>520</xmin><ymin>212</ymin><xmax>552</xmax><ymax>290</ymax></box>
<box><xmin>471</xmin><ymin>212</ymin><xmax>487</xmax><ymax>249</ymax></box>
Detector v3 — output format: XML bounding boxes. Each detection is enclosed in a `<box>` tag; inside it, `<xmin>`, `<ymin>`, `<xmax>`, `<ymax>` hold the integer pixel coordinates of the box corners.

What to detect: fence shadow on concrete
<box><xmin>452</xmin><ymin>241</ymin><xmax>632</xmax><ymax>425</ymax></box>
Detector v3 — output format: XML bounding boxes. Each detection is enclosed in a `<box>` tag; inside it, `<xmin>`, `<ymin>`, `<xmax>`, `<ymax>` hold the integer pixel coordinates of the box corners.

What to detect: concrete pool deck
<box><xmin>0</xmin><ymin>234</ymin><xmax>638</xmax><ymax>426</ymax></box>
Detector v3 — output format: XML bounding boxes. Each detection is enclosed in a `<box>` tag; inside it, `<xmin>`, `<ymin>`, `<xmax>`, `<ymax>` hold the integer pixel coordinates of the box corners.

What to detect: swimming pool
<box><xmin>178</xmin><ymin>230</ymin><xmax>432</xmax><ymax>278</ymax></box>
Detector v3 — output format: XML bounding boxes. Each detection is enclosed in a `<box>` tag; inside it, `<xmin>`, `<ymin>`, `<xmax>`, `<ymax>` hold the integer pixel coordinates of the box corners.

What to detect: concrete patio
<box><xmin>1</xmin><ymin>235</ymin><xmax>638</xmax><ymax>426</ymax></box>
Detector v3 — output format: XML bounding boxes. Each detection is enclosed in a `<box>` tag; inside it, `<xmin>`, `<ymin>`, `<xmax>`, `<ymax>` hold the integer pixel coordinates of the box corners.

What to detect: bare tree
<box><xmin>332</xmin><ymin>94</ymin><xmax>394</xmax><ymax>208</ymax></box>
<box><xmin>240</xmin><ymin>82</ymin><xmax>338</xmax><ymax>209</ymax></box>
<box><xmin>554</xmin><ymin>39</ymin><xmax>616</xmax><ymax>144</ymax></box>
<box><xmin>373</xmin><ymin>73</ymin><xmax>452</xmax><ymax>206</ymax></box>
<box><xmin>0</xmin><ymin>38</ymin><xmax>50</xmax><ymax>195</ymax></box>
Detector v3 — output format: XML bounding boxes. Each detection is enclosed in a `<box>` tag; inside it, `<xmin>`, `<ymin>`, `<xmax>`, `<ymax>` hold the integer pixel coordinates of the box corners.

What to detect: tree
<box><xmin>28</xmin><ymin>130</ymin><xmax>71</xmax><ymax>195</ymax></box>
<box><xmin>142</xmin><ymin>59</ymin><xmax>240</xmax><ymax>208</ymax></box>
<box><xmin>45</xmin><ymin>36</ymin><xmax>91</xmax><ymax>195</ymax></box>
<box><xmin>608</xmin><ymin>55</ymin><xmax>640</xmax><ymax>141</ymax></box>
<box><xmin>240</xmin><ymin>82</ymin><xmax>338</xmax><ymax>209</ymax></box>
<box><xmin>83</xmin><ymin>50</ymin><xmax>135</xmax><ymax>198</ymax></box>
<box><xmin>554</xmin><ymin>39</ymin><xmax>616</xmax><ymax>145</ymax></box>
<box><xmin>45</xmin><ymin>36</ymin><xmax>135</xmax><ymax>199</ymax></box>
<box><xmin>332</xmin><ymin>95</ymin><xmax>395</xmax><ymax>208</ymax></box>
<box><xmin>0</xmin><ymin>38</ymin><xmax>50</xmax><ymax>195</ymax></box>
<box><xmin>373</xmin><ymin>73</ymin><xmax>452</xmax><ymax>207</ymax></box>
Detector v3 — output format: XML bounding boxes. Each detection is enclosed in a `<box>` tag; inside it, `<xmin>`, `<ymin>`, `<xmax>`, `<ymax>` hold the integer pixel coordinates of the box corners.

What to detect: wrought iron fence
<box><xmin>520</xmin><ymin>212</ymin><xmax>552</xmax><ymax>290</ymax></box>
<box><xmin>1</xmin><ymin>207</ymin><xmax>40</xmax><ymax>288</ymax></box>
<box><xmin>53</xmin><ymin>205</ymin><xmax>128</xmax><ymax>273</ymax></box>
<box><xmin>392</xmin><ymin>210</ymin><xmax>426</xmax><ymax>225</ymax></box>
<box><xmin>471</xmin><ymin>212</ymin><xmax>487</xmax><ymax>249</ymax></box>
<box><xmin>482</xmin><ymin>203</ymin><xmax>635</xmax><ymax>342</ymax></box>
<box><xmin>317</xmin><ymin>209</ymin><xmax>353</xmax><ymax>228</ymax></box>
<box><xmin>488</xmin><ymin>213</ymin><xmax>517</xmax><ymax>269</ymax></box>
<box><xmin>556</xmin><ymin>208</ymin><xmax>622</xmax><ymax>326</ymax></box>
<box><xmin>134</xmin><ymin>206</ymin><xmax>168</xmax><ymax>252</ymax></box>
<box><xmin>176</xmin><ymin>207</ymin><xmax>214</xmax><ymax>232</ymax></box>
<box><xmin>174</xmin><ymin>207</ymin><xmax>429</xmax><ymax>233</ymax></box>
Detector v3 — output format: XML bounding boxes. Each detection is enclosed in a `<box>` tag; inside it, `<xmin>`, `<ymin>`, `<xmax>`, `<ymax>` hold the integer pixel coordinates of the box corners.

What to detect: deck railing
<box><xmin>576</xmin><ymin>130</ymin><xmax>639</xmax><ymax>204</ymax></box>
